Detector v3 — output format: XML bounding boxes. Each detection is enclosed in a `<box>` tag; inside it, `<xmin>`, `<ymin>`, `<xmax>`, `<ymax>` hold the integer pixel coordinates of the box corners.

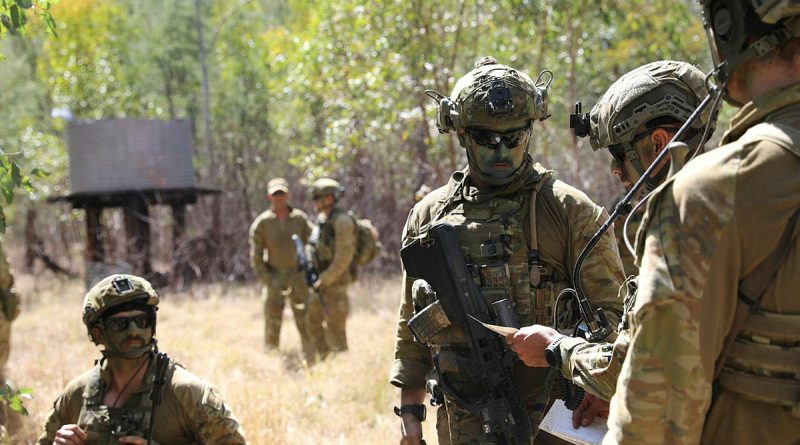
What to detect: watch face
<box><xmin>545</xmin><ymin>347</ymin><xmax>557</xmax><ymax>367</ymax></box>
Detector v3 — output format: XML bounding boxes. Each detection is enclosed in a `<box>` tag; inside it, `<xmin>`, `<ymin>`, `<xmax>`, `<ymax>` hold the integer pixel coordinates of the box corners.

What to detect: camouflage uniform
<box><xmin>37</xmin><ymin>356</ymin><xmax>246</xmax><ymax>445</ymax></box>
<box><xmin>548</xmin><ymin>60</ymin><xmax>715</xmax><ymax>402</ymax></box>
<box><xmin>307</xmin><ymin>205</ymin><xmax>357</xmax><ymax>355</ymax></box>
<box><xmin>610</xmin><ymin>193</ymin><xmax>641</xmax><ymax>277</ymax></box>
<box><xmin>37</xmin><ymin>274</ymin><xmax>247</xmax><ymax>444</ymax></box>
<box><xmin>603</xmin><ymin>83</ymin><xmax>800</xmax><ymax>444</ymax></box>
<box><xmin>249</xmin><ymin>204</ymin><xmax>314</xmax><ymax>353</ymax></box>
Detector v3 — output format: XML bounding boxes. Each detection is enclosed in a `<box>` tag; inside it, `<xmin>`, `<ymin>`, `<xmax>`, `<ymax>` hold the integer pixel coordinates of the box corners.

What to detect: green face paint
<box><xmin>466</xmin><ymin>125</ymin><xmax>531</xmax><ymax>181</ymax></box>
<box><xmin>104</xmin><ymin>310</ymin><xmax>153</xmax><ymax>355</ymax></box>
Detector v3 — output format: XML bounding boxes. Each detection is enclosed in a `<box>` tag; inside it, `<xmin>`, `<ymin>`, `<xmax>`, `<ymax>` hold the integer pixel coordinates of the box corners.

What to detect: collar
<box><xmin>722</xmin><ymin>82</ymin><xmax>800</xmax><ymax>144</ymax></box>
<box><xmin>97</xmin><ymin>353</ymin><xmax>156</xmax><ymax>397</ymax></box>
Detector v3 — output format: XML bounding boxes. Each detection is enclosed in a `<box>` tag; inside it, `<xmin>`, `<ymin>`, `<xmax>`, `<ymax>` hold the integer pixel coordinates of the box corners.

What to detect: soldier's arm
<box><xmin>191</xmin><ymin>385</ymin><xmax>247</xmax><ymax>445</ymax></box>
<box><xmin>607</xmin><ymin>185</ymin><xmax>714</xmax><ymax>444</ymax></box>
<box><xmin>557</xmin><ymin>330</ymin><xmax>630</xmax><ymax>401</ymax></box>
<box><xmin>301</xmin><ymin>213</ymin><xmax>314</xmax><ymax>243</ymax></box>
<box><xmin>248</xmin><ymin>218</ymin><xmax>269</xmax><ymax>281</ymax></box>
<box><xmin>37</xmin><ymin>392</ymin><xmax>79</xmax><ymax>445</ymax></box>
<box><xmin>390</xmin><ymin>211</ymin><xmax>434</xmax><ymax>390</ymax></box>
<box><xmin>568</xmin><ymin>196</ymin><xmax>626</xmax><ymax>325</ymax></box>
<box><xmin>317</xmin><ymin>213</ymin><xmax>356</xmax><ymax>287</ymax></box>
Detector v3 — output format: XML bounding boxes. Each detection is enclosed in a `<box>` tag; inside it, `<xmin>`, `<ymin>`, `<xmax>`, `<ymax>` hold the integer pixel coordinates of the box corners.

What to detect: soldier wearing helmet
<box><xmin>390</xmin><ymin>57</ymin><xmax>625</xmax><ymax>445</ymax></box>
<box><xmin>305</xmin><ymin>177</ymin><xmax>357</xmax><ymax>358</ymax></box>
<box><xmin>504</xmin><ymin>60</ymin><xmax>720</xmax><ymax>429</ymax></box>
<box><xmin>592</xmin><ymin>2</ymin><xmax>799</xmax><ymax>443</ymax></box>
<box><xmin>249</xmin><ymin>178</ymin><xmax>315</xmax><ymax>357</ymax></box>
<box><xmin>37</xmin><ymin>274</ymin><xmax>246</xmax><ymax>445</ymax></box>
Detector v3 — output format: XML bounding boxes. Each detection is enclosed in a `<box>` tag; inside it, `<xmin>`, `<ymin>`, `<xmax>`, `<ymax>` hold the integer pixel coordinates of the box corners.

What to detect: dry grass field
<box><xmin>6</xmin><ymin>272</ymin><xmax>440</xmax><ymax>444</ymax></box>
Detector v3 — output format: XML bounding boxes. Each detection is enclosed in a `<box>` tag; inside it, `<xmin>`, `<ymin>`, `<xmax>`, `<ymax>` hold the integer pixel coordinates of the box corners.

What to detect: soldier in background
<box><xmin>507</xmin><ymin>60</ymin><xmax>718</xmax><ymax>428</ymax></box>
<box><xmin>306</xmin><ymin>178</ymin><xmax>357</xmax><ymax>358</ymax></box>
<box><xmin>38</xmin><ymin>274</ymin><xmax>246</xmax><ymax>445</ymax></box>
<box><xmin>249</xmin><ymin>178</ymin><xmax>314</xmax><ymax>357</ymax></box>
<box><xmin>391</xmin><ymin>57</ymin><xmax>625</xmax><ymax>445</ymax></box>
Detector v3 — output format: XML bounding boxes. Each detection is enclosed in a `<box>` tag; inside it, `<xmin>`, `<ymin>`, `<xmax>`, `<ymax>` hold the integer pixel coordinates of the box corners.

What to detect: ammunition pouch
<box><xmin>720</xmin><ymin>310</ymin><xmax>800</xmax><ymax>416</ymax></box>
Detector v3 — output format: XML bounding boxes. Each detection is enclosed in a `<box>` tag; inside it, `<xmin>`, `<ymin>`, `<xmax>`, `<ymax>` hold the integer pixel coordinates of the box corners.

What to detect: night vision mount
<box><xmin>569</xmin><ymin>101</ymin><xmax>591</xmax><ymax>138</ymax></box>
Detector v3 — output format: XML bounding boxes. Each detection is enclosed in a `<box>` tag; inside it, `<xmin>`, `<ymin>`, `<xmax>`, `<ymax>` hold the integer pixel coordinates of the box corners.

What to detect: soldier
<box><xmin>518</xmin><ymin>2</ymin><xmax>800</xmax><ymax>443</ymax></box>
<box><xmin>306</xmin><ymin>178</ymin><xmax>356</xmax><ymax>358</ymax></box>
<box><xmin>38</xmin><ymin>274</ymin><xmax>246</xmax><ymax>445</ymax></box>
<box><xmin>249</xmin><ymin>177</ymin><xmax>314</xmax><ymax>356</ymax></box>
<box><xmin>506</xmin><ymin>60</ymin><xmax>718</xmax><ymax>426</ymax></box>
<box><xmin>390</xmin><ymin>57</ymin><xmax>625</xmax><ymax>445</ymax></box>
<box><xmin>0</xmin><ymin>240</ymin><xmax>20</xmax><ymax>424</ymax></box>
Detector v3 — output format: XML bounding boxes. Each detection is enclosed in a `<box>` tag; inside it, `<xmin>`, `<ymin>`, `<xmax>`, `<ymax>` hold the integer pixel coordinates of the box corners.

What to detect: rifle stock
<box><xmin>401</xmin><ymin>223</ymin><xmax>532</xmax><ymax>445</ymax></box>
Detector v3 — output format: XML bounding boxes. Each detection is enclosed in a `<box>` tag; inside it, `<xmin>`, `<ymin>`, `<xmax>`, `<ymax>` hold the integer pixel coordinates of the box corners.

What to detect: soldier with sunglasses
<box><xmin>390</xmin><ymin>57</ymin><xmax>625</xmax><ymax>445</ymax></box>
<box><xmin>37</xmin><ymin>274</ymin><xmax>246</xmax><ymax>445</ymax></box>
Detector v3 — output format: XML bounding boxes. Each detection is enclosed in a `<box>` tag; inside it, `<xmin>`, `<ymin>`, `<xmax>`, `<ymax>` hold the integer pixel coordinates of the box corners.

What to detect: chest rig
<box><xmin>410</xmin><ymin>175</ymin><xmax>572</xmax><ymax>350</ymax></box>
<box><xmin>77</xmin><ymin>360</ymin><xmax>176</xmax><ymax>444</ymax></box>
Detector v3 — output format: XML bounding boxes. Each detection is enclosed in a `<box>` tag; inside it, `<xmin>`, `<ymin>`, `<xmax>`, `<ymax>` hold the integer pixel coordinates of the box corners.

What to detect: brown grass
<box><xmin>7</xmin><ymin>273</ymin><xmax>440</xmax><ymax>444</ymax></box>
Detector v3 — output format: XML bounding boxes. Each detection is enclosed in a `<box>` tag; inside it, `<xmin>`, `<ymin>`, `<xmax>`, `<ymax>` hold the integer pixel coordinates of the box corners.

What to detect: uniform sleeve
<box><xmin>192</xmin><ymin>385</ymin><xmax>247</xmax><ymax>445</ymax></box>
<box><xmin>248</xmin><ymin>218</ymin><xmax>269</xmax><ymax>282</ymax></box>
<box><xmin>301</xmin><ymin>213</ymin><xmax>314</xmax><ymax>243</ymax></box>
<box><xmin>569</xmin><ymin>198</ymin><xmax>626</xmax><ymax>326</ymax></box>
<box><xmin>389</xmin><ymin>210</ymin><xmax>433</xmax><ymax>388</ymax></box>
<box><xmin>605</xmin><ymin>185</ymin><xmax>720</xmax><ymax>445</ymax></box>
<box><xmin>558</xmin><ymin>330</ymin><xmax>630</xmax><ymax>401</ymax></box>
<box><xmin>318</xmin><ymin>213</ymin><xmax>356</xmax><ymax>287</ymax></box>
<box><xmin>36</xmin><ymin>393</ymin><xmax>73</xmax><ymax>445</ymax></box>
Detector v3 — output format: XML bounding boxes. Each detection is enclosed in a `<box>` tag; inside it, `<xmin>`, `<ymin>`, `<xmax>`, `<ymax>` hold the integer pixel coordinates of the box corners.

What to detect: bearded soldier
<box><xmin>596</xmin><ymin>1</ymin><xmax>800</xmax><ymax>442</ymax></box>
<box><xmin>506</xmin><ymin>60</ymin><xmax>719</xmax><ymax>427</ymax></box>
<box><xmin>249</xmin><ymin>177</ymin><xmax>314</xmax><ymax>356</ymax></box>
<box><xmin>390</xmin><ymin>57</ymin><xmax>625</xmax><ymax>445</ymax></box>
<box><xmin>306</xmin><ymin>178</ymin><xmax>357</xmax><ymax>358</ymax></box>
<box><xmin>38</xmin><ymin>274</ymin><xmax>246</xmax><ymax>445</ymax></box>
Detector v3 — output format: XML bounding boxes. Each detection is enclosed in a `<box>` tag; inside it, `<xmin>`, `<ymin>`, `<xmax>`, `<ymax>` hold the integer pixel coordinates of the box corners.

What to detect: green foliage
<box><xmin>0</xmin><ymin>379</ymin><xmax>32</xmax><ymax>416</ymax></box>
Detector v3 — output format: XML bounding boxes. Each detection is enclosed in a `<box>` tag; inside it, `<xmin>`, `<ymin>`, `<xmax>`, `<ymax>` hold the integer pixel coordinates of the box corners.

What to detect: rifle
<box><xmin>146</xmin><ymin>350</ymin><xmax>170</xmax><ymax>445</ymax></box>
<box><xmin>401</xmin><ymin>223</ymin><xmax>531</xmax><ymax>445</ymax></box>
<box><xmin>292</xmin><ymin>234</ymin><xmax>328</xmax><ymax>315</ymax></box>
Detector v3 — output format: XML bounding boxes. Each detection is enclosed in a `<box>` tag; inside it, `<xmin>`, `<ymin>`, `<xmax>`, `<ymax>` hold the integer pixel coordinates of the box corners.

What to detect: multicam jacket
<box><xmin>390</xmin><ymin>158</ymin><xmax>625</xmax><ymax>438</ymax></box>
<box><xmin>602</xmin><ymin>83</ymin><xmax>800</xmax><ymax>445</ymax></box>
<box><xmin>37</xmin><ymin>355</ymin><xmax>247</xmax><ymax>445</ymax></box>
<box><xmin>249</xmin><ymin>206</ymin><xmax>313</xmax><ymax>281</ymax></box>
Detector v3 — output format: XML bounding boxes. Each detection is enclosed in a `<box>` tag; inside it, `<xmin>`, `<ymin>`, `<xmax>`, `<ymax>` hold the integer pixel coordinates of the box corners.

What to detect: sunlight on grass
<box><xmin>7</xmin><ymin>274</ymin><xmax>440</xmax><ymax>444</ymax></box>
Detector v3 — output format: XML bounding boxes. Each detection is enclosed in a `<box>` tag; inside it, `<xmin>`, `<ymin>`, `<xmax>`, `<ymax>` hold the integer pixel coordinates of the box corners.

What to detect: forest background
<box><xmin>0</xmin><ymin>0</ymin><xmax>724</xmax><ymax>280</ymax></box>
<box><xmin>0</xmin><ymin>0</ymin><xmax>729</xmax><ymax>443</ymax></box>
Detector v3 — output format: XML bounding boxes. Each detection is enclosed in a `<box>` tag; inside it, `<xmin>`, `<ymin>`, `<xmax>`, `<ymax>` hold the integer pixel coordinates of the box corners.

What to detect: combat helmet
<box><xmin>83</xmin><ymin>274</ymin><xmax>159</xmax><ymax>357</ymax></box>
<box><xmin>700</xmin><ymin>0</ymin><xmax>800</xmax><ymax>90</ymax></box>
<box><xmin>310</xmin><ymin>178</ymin><xmax>344</xmax><ymax>200</ymax></box>
<box><xmin>583</xmin><ymin>60</ymin><xmax>716</xmax><ymax>178</ymax></box>
<box><xmin>427</xmin><ymin>56</ymin><xmax>552</xmax><ymax>134</ymax></box>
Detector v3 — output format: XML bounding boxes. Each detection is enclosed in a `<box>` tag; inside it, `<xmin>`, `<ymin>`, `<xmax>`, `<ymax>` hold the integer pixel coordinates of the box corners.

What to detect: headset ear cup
<box><xmin>435</xmin><ymin>98</ymin><xmax>459</xmax><ymax>133</ymax></box>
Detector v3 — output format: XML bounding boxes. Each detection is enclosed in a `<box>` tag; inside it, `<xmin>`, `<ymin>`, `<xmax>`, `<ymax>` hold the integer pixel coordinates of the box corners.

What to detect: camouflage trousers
<box><xmin>262</xmin><ymin>269</ymin><xmax>312</xmax><ymax>358</ymax></box>
<box><xmin>306</xmin><ymin>283</ymin><xmax>349</xmax><ymax>358</ymax></box>
<box><xmin>433</xmin><ymin>366</ymin><xmax>570</xmax><ymax>445</ymax></box>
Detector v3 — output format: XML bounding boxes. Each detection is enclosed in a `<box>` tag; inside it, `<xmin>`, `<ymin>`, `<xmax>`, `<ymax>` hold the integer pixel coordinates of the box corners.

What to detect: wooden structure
<box><xmin>49</xmin><ymin>119</ymin><xmax>218</xmax><ymax>282</ymax></box>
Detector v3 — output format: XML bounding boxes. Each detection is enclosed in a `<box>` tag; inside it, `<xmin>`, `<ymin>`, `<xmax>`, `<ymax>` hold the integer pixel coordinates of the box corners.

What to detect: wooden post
<box><xmin>85</xmin><ymin>206</ymin><xmax>105</xmax><ymax>263</ymax></box>
<box><xmin>123</xmin><ymin>198</ymin><xmax>151</xmax><ymax>276</ymax></box>
<box><xmin>171</xmin><ymin>203</ymin><xmax>186</xmax><ymax>254</ymax></box>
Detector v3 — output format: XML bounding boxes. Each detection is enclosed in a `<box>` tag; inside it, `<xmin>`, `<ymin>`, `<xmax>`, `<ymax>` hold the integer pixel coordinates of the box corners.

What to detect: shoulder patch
<box><xmin>202</xmin><ymin>386</ymin><xmax>224</xmax><ymax>412</ymax></box>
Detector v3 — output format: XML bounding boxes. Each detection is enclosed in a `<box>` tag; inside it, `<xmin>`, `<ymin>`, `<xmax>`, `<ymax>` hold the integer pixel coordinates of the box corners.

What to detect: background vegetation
<box><xmin>0</xmin><ymin>0</ymin><xmax>720</xmax><ymax>281</ymax></box>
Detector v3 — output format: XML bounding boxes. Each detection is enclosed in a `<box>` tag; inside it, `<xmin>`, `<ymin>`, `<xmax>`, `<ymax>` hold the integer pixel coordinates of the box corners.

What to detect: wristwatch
<box><xmin>394</xmin><ymin>404</ymin><xmax>427</xmax><ymax>422</ymax></box>
<box><xmin>544</xmin><ymin>335</ymin><xmax>567</xmax><ymax>368</ymax></box>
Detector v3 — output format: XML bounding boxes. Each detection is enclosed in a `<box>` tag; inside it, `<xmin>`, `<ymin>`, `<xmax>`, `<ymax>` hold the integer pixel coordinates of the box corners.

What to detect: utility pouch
<box><xmin>408</xmin><ymin>300</ymin><xmax>452</xmax><ymax>345</ymax></box>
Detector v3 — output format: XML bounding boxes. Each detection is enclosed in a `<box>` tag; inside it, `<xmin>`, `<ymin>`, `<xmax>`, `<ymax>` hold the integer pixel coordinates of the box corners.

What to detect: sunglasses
<box><xmin>466</xmin><ymin>126</ymin><xmax>531</xmax><ymax>149</ymax></box>
<box><xmin>106</xmin><ymin>314</ymin><xmax>153</xmax><ymax>333</ymax></box>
